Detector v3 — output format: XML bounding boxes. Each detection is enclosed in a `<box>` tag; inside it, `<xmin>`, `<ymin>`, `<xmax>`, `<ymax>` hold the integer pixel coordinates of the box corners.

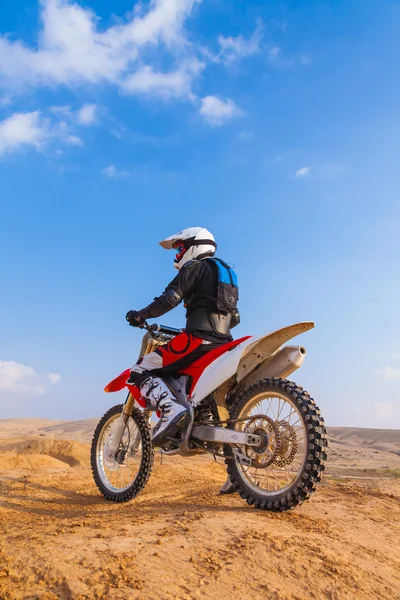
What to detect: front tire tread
<box><xmin>91</xmin><ymin>404</ymin><xmax>154</xmax><ymax>502</ymax></box>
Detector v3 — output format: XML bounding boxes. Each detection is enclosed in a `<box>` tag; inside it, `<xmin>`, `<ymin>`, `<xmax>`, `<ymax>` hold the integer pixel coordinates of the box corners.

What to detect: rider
<box><xmin>126</xmin><ymin>227</ymin><xmax>240</xmax><ymax>458</ymax></box>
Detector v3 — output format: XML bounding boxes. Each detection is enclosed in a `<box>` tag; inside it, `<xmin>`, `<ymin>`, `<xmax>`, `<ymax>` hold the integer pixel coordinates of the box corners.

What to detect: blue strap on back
<box><xmin>208</xmin><ymin>257</ymin><xmax>238</xmax><ymax>287</ymax></box>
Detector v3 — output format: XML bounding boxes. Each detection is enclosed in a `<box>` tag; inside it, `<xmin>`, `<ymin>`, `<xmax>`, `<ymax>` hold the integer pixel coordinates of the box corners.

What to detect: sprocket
<box><xmin>274</xmin><ymin>420</ymin><xmax>298</xmax><ymax>468</ymax></box>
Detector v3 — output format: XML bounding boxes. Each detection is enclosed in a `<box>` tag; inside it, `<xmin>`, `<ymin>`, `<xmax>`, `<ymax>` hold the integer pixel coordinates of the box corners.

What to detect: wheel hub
<box><xmin>103</xmin><ymin>446</ymin><xmax>119</xmax><ymax>470</ymax></box>
<box><xmin>103</xmin><ymin>437</ymin><xmax>122</xmax><ymax>471</ymax></box>
<box><xmin>244</xmin><ymin>415</ymin><xmax>281</xmax><ymax>468</ymax></box>
<box><xmin>115</xmin><ymin>448</ymin><xmax>127</xmax><ymax>464</ymax></box>
<box><xmin>251</xmin><ymin>428</ymin><xmax>270</xmax><ymax>454</ymax></box>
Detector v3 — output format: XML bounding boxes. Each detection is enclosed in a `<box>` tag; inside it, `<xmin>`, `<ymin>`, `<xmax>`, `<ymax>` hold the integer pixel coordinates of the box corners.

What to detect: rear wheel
<box><xmin>224</xmin><ymin>378</ymin><xmax>327</xmax><ymax>511</ymax></box>
<box><xmin>91</xmin><ymin>404</ymin><xmax>154</xmax><ymax>502</ymax></box>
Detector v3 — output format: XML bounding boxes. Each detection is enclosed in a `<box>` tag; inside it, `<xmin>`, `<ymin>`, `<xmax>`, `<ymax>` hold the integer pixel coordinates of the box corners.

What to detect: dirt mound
<box><xmin>0</xmin><ymin>417</ymin><xmax>97</xmax><ymax>443</ymax></box>
<box><xmin>0</xmin><ymin>437</ymin><xmax>90</xmax><ymax>467</ymax></box>
<box><xmin>38</xmin><ymin>419</ymin><xmax>98</xmax><ymax>443</ymax></box>
<box><xmin>0</xmin><ymin>451</ymin><xmax>68</xmax><ymax>470</ymax></box>
<box><xmin>329</xmin><ymin>427</ymin><xmax>400</xmax><ymax>455</ymax></box>
<box><xmin>0</xmin><ymin>418</ymin><xmax>66</xmax><ymax>439</ymax></box>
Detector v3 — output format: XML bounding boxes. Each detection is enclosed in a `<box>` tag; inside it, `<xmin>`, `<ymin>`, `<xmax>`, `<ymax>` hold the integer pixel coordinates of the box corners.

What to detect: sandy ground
<box><xmin>0</xmin><ymin>418</ymin><xmax>399</xmax><ymax>600</ymax></box>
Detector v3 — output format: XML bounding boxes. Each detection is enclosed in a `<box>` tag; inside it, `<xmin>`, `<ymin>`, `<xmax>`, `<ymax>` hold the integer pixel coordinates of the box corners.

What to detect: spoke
<box><xmin>97</xmin><ymin>413</ymin><xmax>144</xmax><ymax>492</ymax></box>
<box><xmin>288</xmin><ymin>417</ymin><xmax>301</xmax><ymax>428</ymax></box>
<box><xmin>238</xmin><ymin>391</ymin><xmax>308</xmax><ymax>494</ymax></box>
<box><xmin>279</xmin><ymin>407</ymin><xmax>295</xmax><ymax>423</ymax></box>
<box><xmin>270</xmin><ymin>398</ymin><xmax>278</xmax><ymax>421</ymax></box>
<box><xmin>277</xmin><ymin>397</ymin><xmax>285</xmax><ymax>421</ymax></box>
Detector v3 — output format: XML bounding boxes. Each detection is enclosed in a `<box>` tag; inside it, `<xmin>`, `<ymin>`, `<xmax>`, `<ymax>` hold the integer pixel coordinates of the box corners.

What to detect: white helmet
<box><xmin>159</xmin><ymin>227</ymin><xmax>217</xmax><ymax>270</ymax></box>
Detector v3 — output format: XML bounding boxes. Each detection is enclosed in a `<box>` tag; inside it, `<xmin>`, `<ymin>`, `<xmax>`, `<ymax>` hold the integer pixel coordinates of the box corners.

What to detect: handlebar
<box><xmin>141</xmin><ymin>321</ymin><xmax>181</xmax><ymax>339</ymax></box>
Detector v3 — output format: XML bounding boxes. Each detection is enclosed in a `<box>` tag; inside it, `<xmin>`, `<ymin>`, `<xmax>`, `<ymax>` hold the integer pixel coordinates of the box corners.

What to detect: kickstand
<box><xmin>159</xmin><ymin>449</ymin><xmax>163</xmax><ymax>465</ymax></box>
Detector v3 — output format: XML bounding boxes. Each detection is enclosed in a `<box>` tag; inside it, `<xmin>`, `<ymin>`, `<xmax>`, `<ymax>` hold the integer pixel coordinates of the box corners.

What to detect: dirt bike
<box><xmin>91</xmin><ymin>321</ymin><xmax>327</xmax><ymax>511</ymax></box>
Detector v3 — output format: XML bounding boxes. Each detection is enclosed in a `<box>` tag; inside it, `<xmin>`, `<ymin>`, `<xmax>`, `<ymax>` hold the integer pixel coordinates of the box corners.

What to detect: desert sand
<box><xmin>0</xmin><ymin>417</ymin><xmax>399</xmax><ymax>600</ymax></box>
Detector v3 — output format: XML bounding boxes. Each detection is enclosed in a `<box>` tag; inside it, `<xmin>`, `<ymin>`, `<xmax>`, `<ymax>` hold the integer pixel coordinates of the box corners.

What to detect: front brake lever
<box><xmin>142</xmin><ymin>321</ymin><xmax>160</xmax><ymax>340</ymax></box>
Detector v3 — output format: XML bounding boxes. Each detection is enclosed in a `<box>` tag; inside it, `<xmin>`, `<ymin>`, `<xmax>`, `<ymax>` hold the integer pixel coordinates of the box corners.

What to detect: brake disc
<box><xmin>244</xmin><ymin>415</ymin><xmax>281</xmax><ymax>468</ymax></box>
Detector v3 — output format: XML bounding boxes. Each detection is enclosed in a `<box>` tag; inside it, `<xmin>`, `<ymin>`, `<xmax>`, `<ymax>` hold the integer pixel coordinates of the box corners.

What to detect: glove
<box><xmin>126</xmin><ymin>310</ymin><xmax>145</xmax><ymax>328</ymax></box>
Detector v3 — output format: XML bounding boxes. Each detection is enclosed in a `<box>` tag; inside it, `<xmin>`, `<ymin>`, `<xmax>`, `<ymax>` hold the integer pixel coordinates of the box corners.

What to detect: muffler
<box><xmin>237</xmin><ymin>345</ymin><xmax>306</xmax><ymax>388</ymax></box>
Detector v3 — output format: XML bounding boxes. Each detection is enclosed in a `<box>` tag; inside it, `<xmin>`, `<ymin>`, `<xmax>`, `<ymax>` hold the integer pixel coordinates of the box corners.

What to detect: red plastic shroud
<box><xmin>104</xmin><ymin>336</ymin><xmax>251</xmax><ymax>406</ymax></box>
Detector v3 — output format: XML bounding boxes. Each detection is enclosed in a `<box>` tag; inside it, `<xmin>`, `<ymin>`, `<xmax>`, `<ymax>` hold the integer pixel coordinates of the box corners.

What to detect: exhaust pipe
<box><xmin>237</xmin><ymin>345</ymin><xmax>307</xmax><ymax>389</ymax></box>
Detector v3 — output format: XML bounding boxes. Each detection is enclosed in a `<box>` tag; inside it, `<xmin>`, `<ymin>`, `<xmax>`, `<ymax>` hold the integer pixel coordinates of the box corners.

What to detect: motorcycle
<box><xmin>91</xmin><ymin>321</ymin><xmax>327</xmax><ymax>511</ymax></box>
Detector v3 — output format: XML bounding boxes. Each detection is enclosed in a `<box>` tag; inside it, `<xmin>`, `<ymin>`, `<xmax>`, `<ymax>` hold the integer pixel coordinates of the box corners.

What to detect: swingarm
<box><xmin>191</xmin><ymin>425</ymin><xmax>262</xmax><ymax>447</ymax></box>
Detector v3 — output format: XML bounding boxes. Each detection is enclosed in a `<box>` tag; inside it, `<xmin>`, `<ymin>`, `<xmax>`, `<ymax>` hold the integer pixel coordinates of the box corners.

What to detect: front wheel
<box><xmin>91</xmin><ymin>404</ymin><xmax>154</xmax><ymax>502</ymax></box>
<box><xmin>224</xmin><ymin>378</ymin><xmax>327</xmax><ymax>511</ymax></box>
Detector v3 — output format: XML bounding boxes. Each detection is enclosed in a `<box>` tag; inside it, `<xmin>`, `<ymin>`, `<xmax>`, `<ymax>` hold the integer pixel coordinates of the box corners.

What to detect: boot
<box><xmin>140</xmin><ymin>377</ymin><xmax>188</xmax><ymax>446</ymax></box>
<box><xmin>219</xmin><ymin>475</ymin><xmax>236</xmax><ymax>495</ymax></box>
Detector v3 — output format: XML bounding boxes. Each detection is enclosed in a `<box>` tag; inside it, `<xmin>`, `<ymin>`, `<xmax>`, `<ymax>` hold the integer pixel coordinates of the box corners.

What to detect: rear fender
<box><xmin>236</xmin><ymin>322</ymin><xmax>314</xmax><ymax>383</ymax></box>
<box><xmin>190</xmin><ymin>322</ymin><xmax>314</xmax><ymax>405</ymax></box>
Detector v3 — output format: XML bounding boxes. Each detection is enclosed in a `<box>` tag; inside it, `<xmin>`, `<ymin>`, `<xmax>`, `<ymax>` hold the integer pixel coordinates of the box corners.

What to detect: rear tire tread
<box><xmin>224</xmin><ymin>378</ymin><xmax>327</xmax><ymax>512</ymax></box>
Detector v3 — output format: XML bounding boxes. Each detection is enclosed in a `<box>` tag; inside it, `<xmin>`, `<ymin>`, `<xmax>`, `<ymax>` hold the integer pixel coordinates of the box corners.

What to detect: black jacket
<box><xmin>138</xmin><ymin>258</ymin><xmax>240</xmax><ymax>344</ymax></box>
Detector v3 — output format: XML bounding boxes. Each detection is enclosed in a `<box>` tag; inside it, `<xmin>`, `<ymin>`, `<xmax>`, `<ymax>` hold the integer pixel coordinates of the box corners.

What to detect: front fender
<box><xmin>104</xmin><ymin>369</ymin><xmax>147</xmax><ymax>408</ymax></box>
<box><xmin>104</xmin><ymin>369</ymin><xmax>131</xmax><ymax>393</ymax></box>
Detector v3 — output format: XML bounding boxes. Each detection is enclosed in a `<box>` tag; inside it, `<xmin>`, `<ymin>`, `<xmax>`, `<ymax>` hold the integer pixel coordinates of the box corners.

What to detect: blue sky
<box><xmin>1</xmin><ymin>0</ymin><xmax>399</xmax><ymax>428</ymax></box>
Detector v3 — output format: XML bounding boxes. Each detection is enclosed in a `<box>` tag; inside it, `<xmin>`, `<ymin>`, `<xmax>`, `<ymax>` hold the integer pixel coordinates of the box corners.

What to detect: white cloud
<box><xmin>101</xmin><ymin>164</ymin><xmax>128</xmax><ymax>179</ymax></box>
<box><xmin>200</xmin><ymin>95</ymin><xmax>244</xmax><ymax>126</ymax></box>
<box><xmin>268</xmin><ymin>46</ymin><xmax>280</xmax><ymax>60</ymax></box>
<box><xmin>51</xmin><ymin>103</ymin><xmax>98</xmax><ymax>127</ymax></box>
<box><xmin>218</xmin><ymin>21</ymin><xmax>263</xmax><ymax>65</ymax></box>
<box><xmin>0</xmin><ymin>361</ymin><xmax>37</xmax><ymax>391</ymax></box>
<box><xmin>381</xmin><ymin>365</ymin><xmax>400</xmax><ymax>380</ymax></box>
<box><xmin>295</xmin><ymin>166</ymin><xmax>310</xmax><ymax>178</ymax></box>
<box><xmin>47</xmin><ymin>373</ymin><xmax>61</xmax><ymax>384</ymax></box>
<box><xmin>76</xmin><ymin>103</ymin><xmax>97</xmax><ymax>125</ymax></box>
<box><xmin>65</xmin><ymin>134</ymin><xmax>83</xmax><ymax>146</ymax></box>
<box><xmin>0</xmin><ymin>111</ymin><xmax>50</xmax><ymax>156</ymax></box>
<box><xmin>0</xmin><ymin>110</ymin><xmax>85</xmax><ymax>156</ymax></box>
<box><xmin>0</xmin><ymin>361</ymin><xmax>59</xmax><ymax>395</ymax></box>
<box><xmin>0</xmin><ymin>0</ymin><xmax>199</xmax><ymax>100</ymax></box>
<box><xmin>50</xmin><ymin>105</ymin><xmax>72</xmax><ymax>118</ymax></box>
<box><xmin>121</xmin><ymin>62</ymin><xmax>201</xmax><ymax>99</ymax></box>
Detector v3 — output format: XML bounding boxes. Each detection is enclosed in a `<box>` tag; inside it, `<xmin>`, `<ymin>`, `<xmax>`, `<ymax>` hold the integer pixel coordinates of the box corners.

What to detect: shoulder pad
<box><xmin>181</xmin><ymin>259</ymin><xmax>201</xmax><ymax>269</ymax></box>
